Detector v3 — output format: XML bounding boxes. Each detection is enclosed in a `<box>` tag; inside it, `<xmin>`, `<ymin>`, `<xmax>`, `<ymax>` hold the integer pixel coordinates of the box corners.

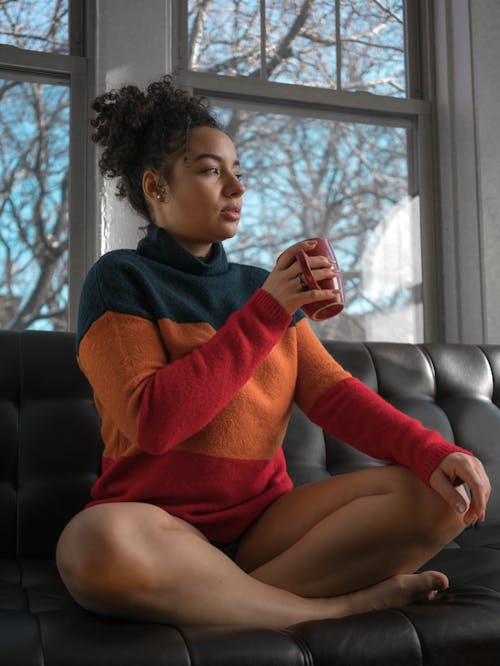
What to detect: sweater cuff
<box><xmin>252</xmin><ymin>288</ymin><xmax>292</xmax><ymax>329</ymax></box>
<box><xmin>416</xmin><ymin>439</ymin><xmax>473</xmax><ymax>486</ymax></box>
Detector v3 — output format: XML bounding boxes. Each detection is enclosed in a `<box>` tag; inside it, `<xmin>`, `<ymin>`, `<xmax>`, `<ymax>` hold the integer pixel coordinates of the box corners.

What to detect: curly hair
<box><xmin>90</xmin><ymin>75</ymin><xmax>221</xmax><ymax>222</ymax></box>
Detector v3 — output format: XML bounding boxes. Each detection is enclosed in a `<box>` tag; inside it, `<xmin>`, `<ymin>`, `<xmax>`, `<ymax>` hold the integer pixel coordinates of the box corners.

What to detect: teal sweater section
<box><xmin>77</xmin><ymin>225</ymin><xmax>304</xmax><ymax>347</ymax></box>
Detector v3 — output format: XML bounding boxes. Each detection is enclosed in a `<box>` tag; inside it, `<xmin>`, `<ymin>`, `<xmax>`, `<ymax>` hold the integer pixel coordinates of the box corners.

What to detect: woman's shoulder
<box><xmin>90</xmin><ymin>248</ymin><xmax>142</xmax><ymax>274</ymax></box>
<box><xmin>84</xmin><ymin>248</ymin><xmax>149</xmax><ymax>294</ymax></box>
<box><xmin>78</xmin><ymin>249</ymin><xmax>153</xmax><ymax>343</ymax></box>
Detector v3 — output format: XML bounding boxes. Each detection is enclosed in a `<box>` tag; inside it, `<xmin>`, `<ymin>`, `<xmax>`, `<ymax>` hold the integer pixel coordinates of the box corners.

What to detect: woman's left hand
<box><xmin>429</xmin><ymin>452</ymin><xmax>491</xmax><ymax>524</ymax></box>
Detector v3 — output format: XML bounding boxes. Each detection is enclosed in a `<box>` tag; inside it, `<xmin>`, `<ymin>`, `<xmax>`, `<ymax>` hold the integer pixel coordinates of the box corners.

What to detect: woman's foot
<box><xmin>341</xmin><ymin>570</ymin><xmax>449</xmax><ymax>617</ymax></box>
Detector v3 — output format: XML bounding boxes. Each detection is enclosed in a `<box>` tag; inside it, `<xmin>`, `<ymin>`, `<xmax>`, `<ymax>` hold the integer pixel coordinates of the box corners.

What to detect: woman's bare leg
<box><xmin>56</xmin><ymin>499</ymin><xmax>449</xmax><ymax>629</ymax></box>
<box><xmin>236</xmin><ymin>466</ymin><xmax>468</xmax><ymax>597</ymax></box>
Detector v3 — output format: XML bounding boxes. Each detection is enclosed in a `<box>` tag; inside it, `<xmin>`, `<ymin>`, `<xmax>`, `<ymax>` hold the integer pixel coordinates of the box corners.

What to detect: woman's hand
<box><xmin>429</xmin><ymin>452</ymin><xmax>491</xmax><ymax>524</ymax></box>
<box><xmin>262</xmin><ymin>240</ymin><xmax>338</xmax><ymax>314</ymax></box>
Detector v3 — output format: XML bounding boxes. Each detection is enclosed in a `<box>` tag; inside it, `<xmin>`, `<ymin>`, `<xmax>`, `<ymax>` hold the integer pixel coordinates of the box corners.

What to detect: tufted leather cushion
<box><xmin>0</xmin><ymin>331</ymin><xmax>102</xmax><ymax>561</ymax></box>
<box><xmin>1</xmin><ymin>331</ymin><xmax>500</xmax><ymax>665</ymax></box>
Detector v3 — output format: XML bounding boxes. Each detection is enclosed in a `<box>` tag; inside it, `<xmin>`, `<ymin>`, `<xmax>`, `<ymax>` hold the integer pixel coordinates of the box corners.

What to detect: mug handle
<box><xmin>296</xmin><ymin>250</ymin><xmax>320</xmax><ymax>290</ymax></box>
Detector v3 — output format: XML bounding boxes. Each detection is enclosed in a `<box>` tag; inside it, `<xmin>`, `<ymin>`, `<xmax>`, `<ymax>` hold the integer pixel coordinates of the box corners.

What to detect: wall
<box><xmin>433</xmin><ymin>0</ymin><xmax>500</xmax><ymax>343</ymax></box>
<box><xmin>470</xmin><ymin>0</ymin><xmax>500</xmax><ymax>342</ymax></box>
<box><xmin>91</xmin><ymin>0</ymin><xmax>172</xmax><ymax>253</ymax></box>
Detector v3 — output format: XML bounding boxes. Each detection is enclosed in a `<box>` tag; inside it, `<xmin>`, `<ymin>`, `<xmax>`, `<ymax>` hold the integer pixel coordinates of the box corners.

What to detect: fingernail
<box><xmin>456</xmin><ymin>501</ymin><xmax>466</xmax><ymax>513</ymax></box>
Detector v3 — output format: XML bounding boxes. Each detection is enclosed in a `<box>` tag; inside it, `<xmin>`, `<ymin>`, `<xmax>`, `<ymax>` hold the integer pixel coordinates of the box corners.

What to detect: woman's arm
<box><xmin>293</xmin><ymin>320</ymin><xmax>491</xmax><ymax>521</ymax></box>
<box><xmin>293</xmin><ymin>319</ymin><xmax>471</xmax><ymax>484</ymax></box>
<box><xmin>308</xmin><ymin>374</ymin><xmax>471</xmax><ymax>483</ymax></box>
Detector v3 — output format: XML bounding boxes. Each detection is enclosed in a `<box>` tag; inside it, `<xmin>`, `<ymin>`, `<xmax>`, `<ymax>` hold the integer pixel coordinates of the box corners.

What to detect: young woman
<box><xmin>56</xmin><ymin>76</ymin><xmax>490</xmax><ymax>629</ymax></box>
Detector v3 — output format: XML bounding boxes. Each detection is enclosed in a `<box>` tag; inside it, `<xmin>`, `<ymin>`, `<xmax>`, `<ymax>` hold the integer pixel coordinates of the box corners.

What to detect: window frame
<box><xmin>171</xmin><ymin>0</ymin><xmax>440</xmax><ymax>341</ymax></box>
<box><xmin>0</xmin><ymin>0</ymin><xmax>93</xmax><ymax>332</ymax></box>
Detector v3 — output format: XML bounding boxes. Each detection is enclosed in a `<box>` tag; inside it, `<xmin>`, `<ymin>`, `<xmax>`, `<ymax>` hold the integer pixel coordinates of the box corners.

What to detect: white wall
<box><xmin>470</xmin><ymin>0</ymin><xmax>500</xmax><ymax>343</ymax></box>
<box><xmin>92</xmin><ymin>0</ymin><xmax>172</xmax><ymax>253</ymax></box>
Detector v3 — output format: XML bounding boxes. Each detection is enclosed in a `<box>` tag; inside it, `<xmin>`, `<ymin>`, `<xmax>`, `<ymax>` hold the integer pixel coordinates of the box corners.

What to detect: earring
<box><xmin>156</xmin><ymin>189</ymin><xmax>170</xmax><ymax>204</ymax></box>
<box><xmin>155</xmin><ymin>178</ymin><xmax>165</xmax><ymax>201</ymax></box>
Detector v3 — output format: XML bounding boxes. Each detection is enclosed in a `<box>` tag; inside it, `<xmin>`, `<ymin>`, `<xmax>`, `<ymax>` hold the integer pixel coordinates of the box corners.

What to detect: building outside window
<box><xmin>176</xmin><ymin>0</ymin><xmax>431</xmax><ymax>342</ymax></box>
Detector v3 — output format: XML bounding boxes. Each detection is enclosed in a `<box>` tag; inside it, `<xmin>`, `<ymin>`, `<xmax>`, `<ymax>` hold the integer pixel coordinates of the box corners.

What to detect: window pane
<box><xmin>188</xmin><ymin>1</ymin><xmax>407</xmax><ymax>97</ymax></box>
<box><xmin>0</xmin><ymin>79</ymin><xmax>69</xmax><ymax>330</ymax></box>
<box><xmin>340</xmin><ymin>0</ymin><xmax>406</xmax><ymax>96</ymax></box>
<box><xmin>188</xmin><ymin>0</ymin><xmax>260</xmax><ymax>75</ymax></box>
<box><xmin>266</xmin><ymin>1</ymin><xmax>337</xmax><ymax>87</ymax></box>
<box><xmin>216</xmin><ymin>107</ymin><xmax>422</xmax><ymax>342</ymax></box>
<box><xmin>0</xmin><ymin>0</ymin><xmax>69</xmax><ymax>54</ymax></box>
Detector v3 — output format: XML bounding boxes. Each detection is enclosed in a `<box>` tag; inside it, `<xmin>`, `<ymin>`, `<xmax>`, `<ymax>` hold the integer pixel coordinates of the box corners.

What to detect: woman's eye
<box><xmin>203</xmin><ymin>167</ymin><xmax>244</xmax><ymax>182</ymax></box>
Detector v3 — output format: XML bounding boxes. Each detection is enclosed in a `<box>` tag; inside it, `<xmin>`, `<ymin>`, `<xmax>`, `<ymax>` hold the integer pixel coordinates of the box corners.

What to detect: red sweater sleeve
<box><xmin>308</xmin><ymin>377</ymin><xmax>473</xmax><ymax>486</ymax></box>
<box><xmin>138</xmin><ymin>289</ymin><xmax>291</xmax><ymax>454</ymax></box>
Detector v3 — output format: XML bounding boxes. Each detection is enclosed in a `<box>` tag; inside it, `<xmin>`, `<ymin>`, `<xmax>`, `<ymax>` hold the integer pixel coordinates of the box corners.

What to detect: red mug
<box><xmin>296</xmin><ymin>238</ymin><xmax>345</xmax><ymax>320</ymax></box>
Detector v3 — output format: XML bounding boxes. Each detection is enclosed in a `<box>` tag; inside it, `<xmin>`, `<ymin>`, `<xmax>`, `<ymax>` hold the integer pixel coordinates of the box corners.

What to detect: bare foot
<box><xmin>340</xmin><ymin>570</ymin><xmax>449</xmax><ymax>617</ymax></box>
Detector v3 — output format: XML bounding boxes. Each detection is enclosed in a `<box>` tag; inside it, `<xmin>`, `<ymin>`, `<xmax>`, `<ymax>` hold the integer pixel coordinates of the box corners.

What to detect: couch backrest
<box><xmin>0</xmin><ymin>331</ymin><xmax>101</xmax><ymax>559</ymax></box>
<box><xmin>1</xmin><ymin>331</ymin><xmax>499</xmax><ymax>559</ymax></box>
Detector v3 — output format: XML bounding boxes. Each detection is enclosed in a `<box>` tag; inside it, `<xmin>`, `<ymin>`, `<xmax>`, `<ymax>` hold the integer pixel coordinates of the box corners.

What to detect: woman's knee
<box><xmin>56</xmin><ymin>503</ymin><xmax>172</xmax><ymax>609</ymax></box>
<box><xmin>387</xmin><ymin>466</ymin><xmax>466</xmax><ymax>545</ymax></box>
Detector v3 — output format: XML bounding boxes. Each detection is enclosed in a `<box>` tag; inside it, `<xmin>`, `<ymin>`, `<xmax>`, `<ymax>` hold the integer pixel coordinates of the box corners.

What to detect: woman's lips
<box><xmin>221</xmin><ymin>207</ymin><xmax>241</xmax><ymax>221</ymax></box>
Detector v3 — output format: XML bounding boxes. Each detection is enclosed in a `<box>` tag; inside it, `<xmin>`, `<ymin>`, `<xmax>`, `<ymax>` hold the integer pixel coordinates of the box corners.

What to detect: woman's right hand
<box><xmin>261</xmin><ymin>240</ymin><xmax>339</xmax><ymax>314</ymax></box>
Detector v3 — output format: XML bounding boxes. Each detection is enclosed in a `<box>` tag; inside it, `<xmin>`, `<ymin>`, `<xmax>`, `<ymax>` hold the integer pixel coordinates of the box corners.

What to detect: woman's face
<box><xmin>152</xmin><ymin>126</ymin><xmax>245</xmax><ymax>257</ymax></box>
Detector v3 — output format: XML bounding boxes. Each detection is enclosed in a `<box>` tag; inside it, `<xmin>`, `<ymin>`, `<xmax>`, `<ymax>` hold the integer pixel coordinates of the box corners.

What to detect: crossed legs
<box><xmin>236</xmin><ymin>466</ymin><xmax>468</xmax><ymax>597</ymax></box>
<box><xmin>56</xmin><ymin>466</ymin><xmax>468</xmax><ymax>629</ymax></box>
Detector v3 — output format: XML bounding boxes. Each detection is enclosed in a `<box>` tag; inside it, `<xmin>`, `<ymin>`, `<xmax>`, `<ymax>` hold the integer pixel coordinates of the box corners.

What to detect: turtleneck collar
<box><xmin>137</xmin><ymin>225</ymin><xmax>228</xmax><ymax>276</ymax></box>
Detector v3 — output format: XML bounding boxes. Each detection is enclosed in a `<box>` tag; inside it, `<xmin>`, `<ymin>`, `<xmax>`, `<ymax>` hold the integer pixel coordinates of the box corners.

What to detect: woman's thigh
<box><xmin>235</xmin><ymin>465</ymin><xmax>455</xmax><ymax>573</ymax></box>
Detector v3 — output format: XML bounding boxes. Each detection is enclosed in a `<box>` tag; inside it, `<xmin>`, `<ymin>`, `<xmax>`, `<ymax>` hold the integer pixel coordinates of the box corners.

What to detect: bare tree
<box><xmin>0</xmin><ymin>0</ymin><xmax>69</xmax><ymax>330</ymax></box>
<box><xmin>0</xmin><ymin>0</ymin><xmax>68</xmax><ymax>53</ymax></box>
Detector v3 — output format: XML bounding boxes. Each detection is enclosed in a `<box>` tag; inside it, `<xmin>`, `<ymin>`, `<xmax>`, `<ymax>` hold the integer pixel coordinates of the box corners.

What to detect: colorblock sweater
<box><xmin>77</xmin><ymin>225</ymin><xmax>470</xmax><ymax>541</ymax></box>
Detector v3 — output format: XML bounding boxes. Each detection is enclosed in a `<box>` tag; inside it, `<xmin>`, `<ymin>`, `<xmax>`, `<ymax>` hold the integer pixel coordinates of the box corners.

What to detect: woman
<box><xmin>56</xmin><ymin>76</ymin><xmax>491</xmax><ymax>629</ymax></box>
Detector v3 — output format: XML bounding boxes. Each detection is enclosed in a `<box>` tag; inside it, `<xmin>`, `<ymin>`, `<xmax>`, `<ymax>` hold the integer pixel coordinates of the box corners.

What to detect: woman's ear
<box><xmin>143</xmin><ymin>170</ymin><xmax>167</xmax><ymax>202</ymax></box>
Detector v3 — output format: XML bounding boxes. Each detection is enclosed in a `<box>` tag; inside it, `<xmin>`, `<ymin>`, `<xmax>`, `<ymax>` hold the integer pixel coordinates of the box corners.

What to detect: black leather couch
<box><xmin>1</xmin><ymin>329</ymin><xmax>500</xmax><ymax>665</ymax></box>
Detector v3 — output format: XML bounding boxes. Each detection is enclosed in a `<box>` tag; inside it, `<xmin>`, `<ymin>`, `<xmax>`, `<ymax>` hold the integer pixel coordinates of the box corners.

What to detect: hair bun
<box><xmin>90</xmin><ymin>75</ymin><xmax>220</xmax><ymax>221</ymax></box>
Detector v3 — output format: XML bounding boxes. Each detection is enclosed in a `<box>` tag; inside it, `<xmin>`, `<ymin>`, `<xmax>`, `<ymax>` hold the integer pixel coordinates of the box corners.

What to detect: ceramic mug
<box><xmin>296</xmin><ymin>238</ymin><xmax>345</xmax><ymax>320</ymax></box>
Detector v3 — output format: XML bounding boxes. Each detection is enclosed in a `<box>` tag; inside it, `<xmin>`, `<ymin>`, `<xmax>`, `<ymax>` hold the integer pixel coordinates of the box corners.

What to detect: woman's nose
<box><xmin>224</xmin><ymin>173</ymin><xmax>245</xmax><ymax>197</ymax></box>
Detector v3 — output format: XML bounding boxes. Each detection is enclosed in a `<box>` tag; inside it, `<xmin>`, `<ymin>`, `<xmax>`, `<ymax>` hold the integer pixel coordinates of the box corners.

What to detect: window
<box><xmin>176</xmin><ymin>0</ymin><xmax>430</xmax><ymax>341</ymax></box>
<box><xmin>189</xmin><ymin>0</ymin><xmax>407</xmax><ymax>96</ymax></box>
<box><xmin>0</xmin><ymin>0</ymin><xmax>88</xmax><ymax>331</ymax></box>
